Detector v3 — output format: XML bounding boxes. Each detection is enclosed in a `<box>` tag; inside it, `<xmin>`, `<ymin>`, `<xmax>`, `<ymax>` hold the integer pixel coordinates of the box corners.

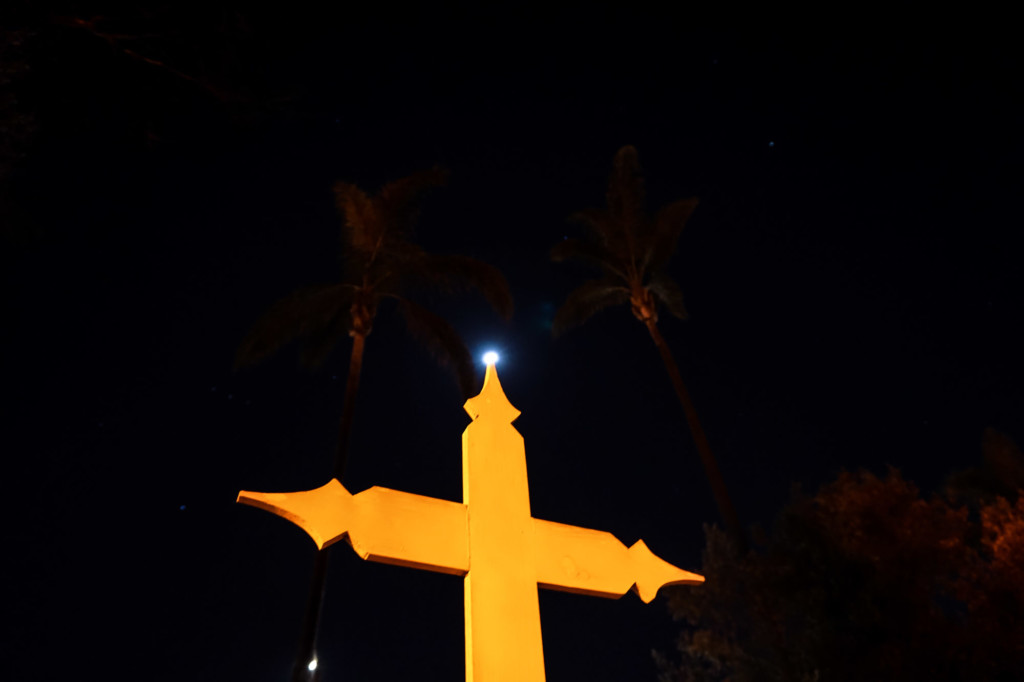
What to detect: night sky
<box><xmin>5</xmin><ymin>10</ymin><xmax>1022</xmax><ymax>681</ymax></box>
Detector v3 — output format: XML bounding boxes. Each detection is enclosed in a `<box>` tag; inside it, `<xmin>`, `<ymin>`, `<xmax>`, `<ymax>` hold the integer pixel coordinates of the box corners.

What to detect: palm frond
<box><xmin>550</xmin><ymin>237</ymin><xmax>628</xmax><ymax>281</ymax></box>
<box><xmin>364</xmin><ymin>240</ymin><xmax>426</xmax><ymax>290</ymax></box>
<box><xmin>568</xmin><ymin>208</ymin><xmax>616</xmax><ymax>248</ymax></box>
<box><xmin>406</xmin><ymin>253</ymin><xmax>514</xmax><ymax>320</ymax></box>
<box><xmin>396</xmin><ymin>297</ymin><xmax>475</xmax><ymax>398</ymax></box>
<box><xmin>606</xmin><ymin>145</ymin><xmax>646</xmax><ymax>240</ymax></box>
<box><xmin>333</xmin><ymin>182</ymin><xmax>377</xmax><ymax>252</ymax></box>
<box><xmin>235</xmin><ymin>284</ymin><xmax>353</xmax><ymax>368</ymax></box>
<box><xmin>299</xmin><ymin>306</ymin><xmax>352</xmax><ymax>368</ymax></box>
<box><xmin>645</xmin><ymin>197</ymin><xmax>699</xmax><ymax>272</ymax></box>
<box><xmin>340</xmin><ymin>251</ymin><xmax>368</xmax><ymax>287</ymax></box>
<box><xmin>376</xmin><ymin>166</ymin><xmax>449</xmax><ymax>240</ymax></box>
<box><xmin>551</xmin><ymin>279</ymin><xmax>631</xmax><ymax>337</ymax></box>
<box><xmin>647</xmin><ymin>271</ymin><xmax>688</xmax><ymax>320</ymax></box>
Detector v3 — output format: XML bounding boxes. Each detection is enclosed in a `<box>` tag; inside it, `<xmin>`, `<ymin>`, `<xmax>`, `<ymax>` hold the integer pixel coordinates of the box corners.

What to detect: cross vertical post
<box><xmin>461</xmin><ymin>365</ymin><xmax>544</xmax><ymax>680</ymax></box>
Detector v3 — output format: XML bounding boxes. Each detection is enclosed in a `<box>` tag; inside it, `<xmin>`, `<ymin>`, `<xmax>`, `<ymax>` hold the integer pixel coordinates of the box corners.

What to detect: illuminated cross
<box><xmin>238</xmin><ymin>363</ymin><xmax>703</xmax><ymax>681</ymax></box>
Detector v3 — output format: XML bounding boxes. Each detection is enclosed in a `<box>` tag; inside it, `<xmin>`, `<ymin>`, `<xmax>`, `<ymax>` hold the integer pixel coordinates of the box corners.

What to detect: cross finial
<box><xmin>463</xmin><ymin>362</ymin><xmax>520</xmax><ymax>423</ymax></box>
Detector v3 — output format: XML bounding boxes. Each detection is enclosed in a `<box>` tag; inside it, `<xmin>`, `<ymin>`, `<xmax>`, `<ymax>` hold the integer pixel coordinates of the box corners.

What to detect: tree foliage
<box><xmin>236</xmin><ymin>167</ymin><xmax>512</xmax><ymax>398</ymax></box>
<box><xmin>658</xmin><ymin>459</ymin><xmax>1024</xmax><ymax>682</ymax></box>
<box><xmin>946</xmin><ymin>427</ymin><xmax>1024</xmax><ymax>507</ymax></box>
<box><xmin>551</xmin><ymin>145</ymin><xmax>698</xmax><ymax>335</ymax></box>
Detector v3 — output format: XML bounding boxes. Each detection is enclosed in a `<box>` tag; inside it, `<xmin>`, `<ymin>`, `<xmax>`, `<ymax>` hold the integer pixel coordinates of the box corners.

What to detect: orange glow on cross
<box><xmin>238</xmin><ymin>364</ymin><xmax>703</xmax><ymax>681</ymax></box>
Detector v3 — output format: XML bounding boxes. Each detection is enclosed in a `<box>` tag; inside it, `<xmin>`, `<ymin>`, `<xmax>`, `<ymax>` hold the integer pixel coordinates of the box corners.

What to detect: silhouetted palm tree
<box><xmin>237</xmin><ymin>167</ymin><xmax>512</xmax><ymax>681</ymax></box>
<box><xmin>551</xmin><ymin>146</ymin><xmax>745</xmax><ymax>553</ymax></box>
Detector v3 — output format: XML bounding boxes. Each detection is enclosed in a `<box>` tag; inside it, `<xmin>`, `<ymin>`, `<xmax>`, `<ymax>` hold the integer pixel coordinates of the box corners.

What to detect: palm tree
<box><xmin>236</xmin><ymin>167</ymin><xmax>513</xmax><ymax>681</ymax></box>
<box><xmin>551</xmin><ymin>146</ymin><xmax>745</xmax><ymax>553</ymax></box>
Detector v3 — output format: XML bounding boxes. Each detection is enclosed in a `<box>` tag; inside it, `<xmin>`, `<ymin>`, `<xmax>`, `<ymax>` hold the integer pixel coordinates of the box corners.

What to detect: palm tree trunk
<box><xmin>643</xmin><ymin>319</ymin><xmax>747</xmax><ymax>554</ymax></box>
<box><xmin>334</xmin><ymin>331</ymin><xmax>366</xmax><ymax>479</ymax></box>
<box><xmin>290</xmin><ymin>331</ymin><xmax>367</xmax><ymax>682</ymax></box>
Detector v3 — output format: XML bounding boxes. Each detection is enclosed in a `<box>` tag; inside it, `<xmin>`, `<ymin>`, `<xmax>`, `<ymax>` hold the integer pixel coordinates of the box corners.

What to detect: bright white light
<box><xmin>482</xmin><ymin>351</ymin><xmax>499</xmax><ymax>366</ymax></box>
<box><xmin>307</xmin><ymin>658</ymin><xmax>318</xmax><ymax>672</ymax></box>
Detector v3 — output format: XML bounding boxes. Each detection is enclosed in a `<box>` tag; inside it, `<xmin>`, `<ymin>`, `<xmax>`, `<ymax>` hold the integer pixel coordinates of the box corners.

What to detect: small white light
<box><xmin>308</xmin><ymin>658</ymin><xmax>318</xmax><ymax>672</ymax></box>
<box><xmin>482</xmin><ymin>351</ymin><xmax>499</xmax><ymax>366</ymax></box>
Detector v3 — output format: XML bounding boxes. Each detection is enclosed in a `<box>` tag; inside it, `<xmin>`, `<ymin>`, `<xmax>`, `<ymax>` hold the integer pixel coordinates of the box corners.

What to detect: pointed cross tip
<box><xmin>463</xmin><ymin>362</ymin><xmax>521</xmax><ymax>422</ymax></box>
<box><xmin>237</xmin><ymin>479</ymin><xmax>352</xmax><ymax>550</ymax></box>
<box><xmin>629</xmin><ymin>539</ymin><xmax>705</xmax><ymax>603</ymax></box>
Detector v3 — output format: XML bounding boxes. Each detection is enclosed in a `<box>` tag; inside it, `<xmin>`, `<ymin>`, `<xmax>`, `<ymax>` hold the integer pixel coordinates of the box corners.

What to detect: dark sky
<box><xmin>5</xmin><ymin>9</ymin><xmax>1022</xmax><ymax>681</ymax></box>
